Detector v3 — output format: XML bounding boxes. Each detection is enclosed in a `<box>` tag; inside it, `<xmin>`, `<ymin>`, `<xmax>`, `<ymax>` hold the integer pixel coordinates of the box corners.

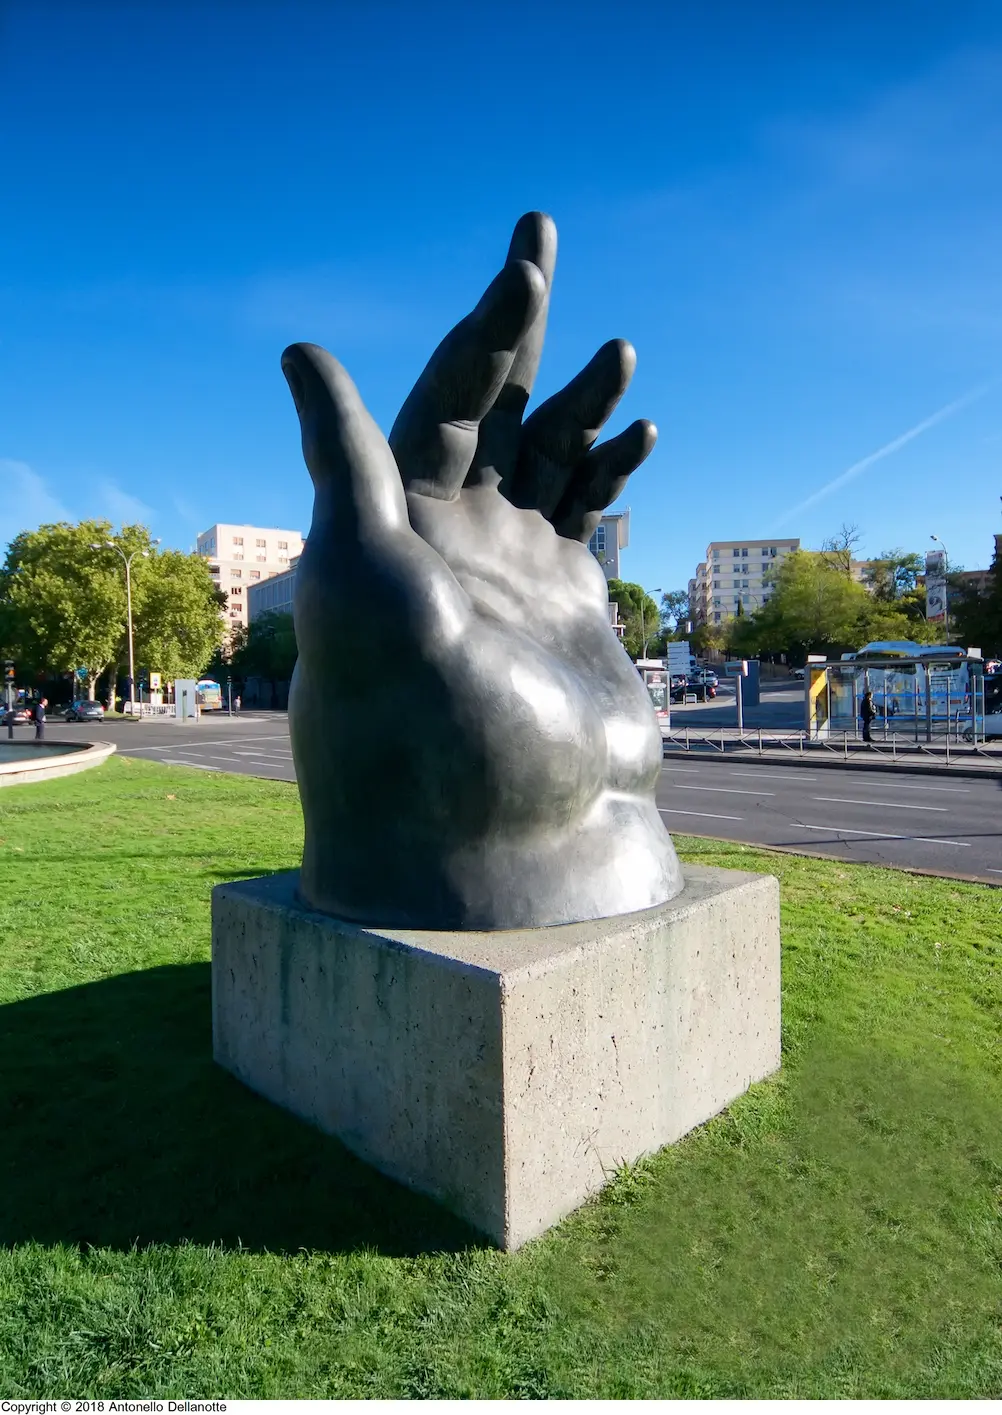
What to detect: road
<box><xmin>24</xmin><ymin>710</ymin><xmax>1002</xmax><ymax>885</ymax></box>
<box><xmin>657</xmin><ymin>756</ymin><xmax>1001</xmax><ymax>884</ymax></box>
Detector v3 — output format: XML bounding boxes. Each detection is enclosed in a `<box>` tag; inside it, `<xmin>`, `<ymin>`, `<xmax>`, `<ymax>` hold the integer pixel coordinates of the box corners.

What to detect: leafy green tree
<box><xmin>0</xmin><ymin>519</ymin><xmax>136</xmax><ymax>698</ymax></box>
<box><xmin>861</xmin><ymin>549</ymin><xmax>924</xmax><ymax>601</ymax></box>
<box><xmin>132</xmin><ymin>549</ymin><xmax>227</xmax><ymax>681</ymax></box>
<box><xmin>727</xmin><ymin>550</ymin><xmax>872</xmax><ymax>659</ymax></box>
<box><xmin>607</xmin><ymin>579</ymin><xmax>663</xmax><ymax>659</ymax></box>
<box><xmin>950</xmin><ymin>546</ymin><xmax>1002</xmax><ymax>655</ymax></box>
<box><xmin>230</xmin><ymin>611</ymin><xmax>298</xmax><ymax>706</ymax></box>
<box><xmin>659</xmin><ymin>589</ymin><xmax>690</xmax><ymax>637</ymax></box>
<box><xmin>0</xmin><ymin>519</ymin><xmax>226</xmax><ymax>701</ymax></box>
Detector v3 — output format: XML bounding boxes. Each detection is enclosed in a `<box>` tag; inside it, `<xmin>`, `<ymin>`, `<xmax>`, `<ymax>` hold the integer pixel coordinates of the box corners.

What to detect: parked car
<box><xmin>693</xmin><ymin>668</ymin><xmax>718</xmax><ymax>689</ymax></box>
<box><xmin>791</xmin><ymin>667</ymin><xmax>806</xmax><ymax>680</ymax></box>
<box><xmin>2</xmin><ymin>705</ymin><xmax>32</xmax><ymax>726</ymax></box>
<box><xmin>65</xmin><ymin>700</ymin><xmax>105</xmax><ymax>723</ymax></box>
<box><xmin>685</xmin><ymin>675</ymin><xmax>717</xmax><ymax>701</ymax></box>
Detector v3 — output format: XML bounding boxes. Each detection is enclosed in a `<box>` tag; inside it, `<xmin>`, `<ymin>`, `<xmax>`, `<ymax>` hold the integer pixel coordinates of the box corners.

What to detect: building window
<box><xmin>255</xmin><ymin>538</ymin><xmax>266</xmax><ymax>548</ymax></box>
<box><xmin>250</xmin><ymin>570</ymin><xmax>261</xmax><ymax>579</ymax></box>
<box><xmin>230</xmin><ymin>586</ymin><xmax>242</xmax><ymax>595</ymax></box>
<box><xmin>209</xmin><ymin>564</ymin><xmax>219</xmax><ymax>576</ymax></box>
<box><xmin>230</xmin><ymin>610</ymin><xmax>241</xmax><ymax>619</ymax></box>
<box><xmin>278</xmin><ymin>556</ymin><xmax>288</xmax><ymax>564</ymax></box>
<box><xmin>231</xmin><ymin>569</ymin><xmax>241</xmax><ymax>578</ymax></box>
<box><xmin>256</xmin><ymin>554</ymin><xmax>267</xmax><ymax>562</ymax></box>
<box><xmin>278</xmin><ymin>540</ymin><xmax>288</xmax><ymax>549</ymax></box>
<box><xmin>713</xmin><ymin>612</ymin><xmax>721</xmax><ymax>622</ymax></box>
<box><xmin>713</xmin><ymin>579</ymin><xmax>720</xmax><ymax>589</ymax></box>
<box><xmin>742</xmin><ymin>579</ymin><xmax>749</xmax><ymax>588</ymax></box>
<box><xmin>733</xmin><ymin>549</ymin><xmax>740</xmax><ymax>557</ymax></box>
<box><xmin>233</xmin><ymin>536</ymin><xmax>243</xmax><ymax>546</ymax></box>
<box><xmin>770</xmin><ymin>547</ymin><xmax>777</xmax><ymax>556</ymax></box>
<box><xmin>741</xmin><ymin>548</ymin><xmax>748</xmax><ymax>557</ymax></box>
<box><xmin>233</xmin><ymin>552</ymin><xmax>244</xmax><ymax>561</ymax></box>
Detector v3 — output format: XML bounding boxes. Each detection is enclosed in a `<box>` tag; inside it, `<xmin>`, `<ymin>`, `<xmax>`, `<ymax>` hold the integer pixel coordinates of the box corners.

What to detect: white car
<box><xmin>964</xmin><ymin>711</ymin><xmax>1002</xmax><ymax>742</ymax></box>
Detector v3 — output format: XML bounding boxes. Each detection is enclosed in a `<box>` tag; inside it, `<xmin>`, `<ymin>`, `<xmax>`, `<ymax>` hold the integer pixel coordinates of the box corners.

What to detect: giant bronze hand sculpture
<box><xmin>282</xmin><ymin>213</ymin><xmax>683</xmax><ymax>929</ymax></box>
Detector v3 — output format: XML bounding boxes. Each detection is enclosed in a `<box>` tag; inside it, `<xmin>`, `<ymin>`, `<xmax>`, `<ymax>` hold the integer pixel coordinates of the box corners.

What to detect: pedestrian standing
<box><xmin>860</xmin><ymin>690</ymin><xmax>876</xmax><ymax>745</ymax></box>
<box><xmin>234</xmin><ymin>694</ymin><xmax>241</xmax><ymax>713</ymax></box>
<box><xmin>34</xmin><ymin>696</ymin><xmax>47</xmax><ymax>741</ymax></box>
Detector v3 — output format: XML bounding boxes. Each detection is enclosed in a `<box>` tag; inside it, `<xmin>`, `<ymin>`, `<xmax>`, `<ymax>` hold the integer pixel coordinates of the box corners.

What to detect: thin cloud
<box><xmin>99</xmin><ymin>478</ymin><xmax>155</xmax><ymax>529</ymax></box>
<box><xmin>775</xmin><ymin>381</ymin><xmax>996</xmax><ymax>528</ymax></box>
<box><xmin>0</xmin><ymin>459</ymin><xmax>72</xmax><ymax>555</ymax></box>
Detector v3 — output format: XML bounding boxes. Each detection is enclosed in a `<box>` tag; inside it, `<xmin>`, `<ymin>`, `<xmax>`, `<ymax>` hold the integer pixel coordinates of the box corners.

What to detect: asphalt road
<box><xmin>28</xmin><ymin>710</ymin><xmax>1002</xmax><ymax>885</ymax></box>
<box><xmin>657</xmin><ymin>756</ymin><xmax>1002</xmax><ymax>884</ymax></box>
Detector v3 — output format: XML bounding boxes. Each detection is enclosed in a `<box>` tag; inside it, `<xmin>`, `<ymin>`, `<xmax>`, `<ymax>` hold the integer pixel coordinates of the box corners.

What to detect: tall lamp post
<box><xmin>640</xmin><ymin>586</ymin><xmax>663</xmax><ymax>659</ymax></box>
<box><xmin>91</xmin><ymin>538</ymin><xmax>160</xmax><ymax>711</ymax></box>
<box><xmin>930</xmin><ymin>535</ymin><xmax>950</xmax><ymax>641</ymax></box>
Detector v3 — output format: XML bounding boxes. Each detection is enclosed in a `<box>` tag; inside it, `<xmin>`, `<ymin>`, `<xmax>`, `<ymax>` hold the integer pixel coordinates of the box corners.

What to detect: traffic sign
<box><xmin>724</xmin><ymin>660</ymin><xmax>748</xmax><ymax>677</ymax></box>
<box><xmin>75</xmin><ymin>667</ymin><xmax>88</xmax><ymax>680</ymax></box>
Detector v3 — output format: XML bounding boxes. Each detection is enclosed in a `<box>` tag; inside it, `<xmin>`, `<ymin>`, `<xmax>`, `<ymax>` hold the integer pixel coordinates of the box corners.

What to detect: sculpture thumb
<box><xmin>282</xmin><ymin>343</ymin><xmax>409</xmax><ymax>545</ymax></box>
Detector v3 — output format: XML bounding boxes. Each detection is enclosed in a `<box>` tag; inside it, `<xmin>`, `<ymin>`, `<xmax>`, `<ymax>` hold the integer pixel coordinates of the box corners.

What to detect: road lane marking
<box><xmin>726</xmin><ymin>771</ymin><xmax>818</xmax><ymax>782</ymax></box>
<box><xmin>659</xmin><ymin>808</ymin><xmax>743</xmax><ymax>821</ymax></box>
<box><xmin>673</xmin><ymin>785</ymin><xmax>775</xmax><ymax>796</ymax></box>
<box><xmin>869</xmin><ymin>782</ymin><xmax>972</xmax><ymax>794</ymax></box>
<box><xmin>663</xmin><ymin>767</ymin><xmax>703</xmax><ymax>774</ymax></box>
<box><xmin>159</xmin><ymin>760</ymin><xmax>219</xmax><ymax>771</ymax></box>
<box><xmin>794</xmin><ymin>823</ymin><xmax>969</xmax><ymax>847</ymax></box>
<box><xmin>811</xmin><ymin>796</ymin><xmax>947</xmax><ymax>811</ymax></box>
<box><xmin>126</xmin><ymin>735</ymin><xmax>290</xmax><ymax>752</ymax></box>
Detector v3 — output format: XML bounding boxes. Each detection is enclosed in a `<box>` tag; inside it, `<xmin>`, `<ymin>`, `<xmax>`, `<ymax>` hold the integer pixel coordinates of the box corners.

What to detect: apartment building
<box><xmin>588</xmin><ymin>510</ymin><xmax>630</xmax><ymax>581</ymax></box>
<box><xmin>247</xmin><ymin>557</ymin><xmax>298</xmax><ymax>623</ymax></box>
<box><xmin>689</xmin><ymin>538</ymin><xmax>800</xmax><ymax>625</ymax></box>
<box><xmin>196</xmin><ymin>523</ymin><xmax>305</xmax><ymax>632</ymax></box>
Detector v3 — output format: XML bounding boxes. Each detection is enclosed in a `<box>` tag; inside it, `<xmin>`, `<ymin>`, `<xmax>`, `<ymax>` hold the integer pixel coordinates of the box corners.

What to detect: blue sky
<box><xmin>2</xmin><ymin>1</ymin><xmax>1002</xmax><ymax>594</ymax></box>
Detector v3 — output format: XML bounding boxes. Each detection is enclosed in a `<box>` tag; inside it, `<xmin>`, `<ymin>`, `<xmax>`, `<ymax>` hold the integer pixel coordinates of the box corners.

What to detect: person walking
<box><xmin>34</xmin><ymin>696</ymin><xmax>47</xmax><ymax>741</ymax></box>
<box><xmin>860</xmin><ymin>689</ymin><xmax>876</xmax><ymax>745</ymax></box>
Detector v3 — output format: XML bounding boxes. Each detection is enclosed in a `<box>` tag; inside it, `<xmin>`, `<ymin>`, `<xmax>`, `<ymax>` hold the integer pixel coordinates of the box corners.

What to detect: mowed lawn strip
<box><xmin>1</xmin><ymin>755</ymin><xmax>1000</xmax><ymax>1398</ymax></box>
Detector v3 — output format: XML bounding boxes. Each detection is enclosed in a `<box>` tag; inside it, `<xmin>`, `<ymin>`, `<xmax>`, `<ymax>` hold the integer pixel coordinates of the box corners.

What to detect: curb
<box><xmin>661</xmin><ymin>746</ymin><xmax>1002</xmax><ymax>781</ymax></box>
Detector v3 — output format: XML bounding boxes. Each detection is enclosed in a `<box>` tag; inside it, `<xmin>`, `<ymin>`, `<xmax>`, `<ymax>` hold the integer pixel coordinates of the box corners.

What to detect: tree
<box><xmin>689</xmin><ymin>622</ymin><xmax>727</xmax><ymax>656</ymax></box>
<box><xmin>132</xmin><ymin>549</ymin><xmax>227</xmax><ymax>681</ymax></box>
<box><xmin>0</xmin><ymin>519</ymin><xmax>136</xmax><ymax>699</ymax></box>
<box><xmin>230</xmin><ymin>611</ymin><xmax>298</xmax><ymax>706</ymax></box>
<box><xmin>727</xmin><ymin>550</ymin><xmax>871</xmax><ymax>659</ymax></box>
<box><xmin>607</xmin><ymin>579</ymin><xmax>663</xmax><ymax>659</ymax></box>
<box><xmin>0</xmin><ymin>519</ymin><xmax>226</xmax><ymax>701</ymax></box>
<box><xmin>950</xmin><ymin>546</ymin><xmax>1002</xmax><ymax>656</ymax></box>
<box><xmin>820</xmin><ymin>522</ymin><xmax>863</xmax><ymax>578</ymax></box>
<box><xmin>659</xmin><ymin>589</ymin><xmax>690</xmax><ymax>637</ymax></box>
<box><xmin>861</xmin><ymin>549</ymin><xmax>923</xmax><ymax>601</ymax></box>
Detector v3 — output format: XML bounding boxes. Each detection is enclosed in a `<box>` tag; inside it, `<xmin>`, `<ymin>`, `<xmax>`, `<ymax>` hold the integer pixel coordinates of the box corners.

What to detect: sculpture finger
<box><xmin>550</xmin><ymin>419</ymin><xmax>658</xmax><ymax>543</ymax></box>
<box><xmin>469</xmin><ymin>212</ymin><xmax>558</xmax><ymax>489</ymax></box>
<box><xmin>282</xmin><ymin>343</ymin><xmax>409</xmax><ymax>545</ymax></box>
<box><xmin>493</xmin><ymin>211</ymin><xmax>558</xmax><ymax>418</ymax></box>
<box><xmin>505</xmin><ymin>340</ymin><xmax>636</xmax><ymax>512</ymax></box>
<box><xmin>389</xmin><ymin>258</ymin><xmax>546</xmax><ymax>501</ymax></box>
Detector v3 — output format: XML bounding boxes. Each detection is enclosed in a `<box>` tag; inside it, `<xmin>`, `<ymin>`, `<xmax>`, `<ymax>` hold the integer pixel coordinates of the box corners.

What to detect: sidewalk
<box><xmin>661</xmin><ymin>729</ymin><xmax>1002</xmax><ymax>779</ymax></box>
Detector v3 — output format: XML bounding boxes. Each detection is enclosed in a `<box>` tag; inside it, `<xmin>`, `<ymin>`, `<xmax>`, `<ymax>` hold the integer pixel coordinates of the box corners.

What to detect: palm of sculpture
<box><xmin>282</xmin><ymin>212</ymin><xmax>683</xmax><ymax>928</ymax></box>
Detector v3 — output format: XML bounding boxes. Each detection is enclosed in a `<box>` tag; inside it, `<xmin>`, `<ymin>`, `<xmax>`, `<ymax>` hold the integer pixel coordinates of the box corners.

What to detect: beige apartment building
<box><xmin>196</xmin><ymin>523</ymin><xmax>305</xmax><ymax>632</ymax></box>
<box><xmin>689</xmin><ymin>538</ymin><xmax>800</xmax><ymax>625</ymax></box>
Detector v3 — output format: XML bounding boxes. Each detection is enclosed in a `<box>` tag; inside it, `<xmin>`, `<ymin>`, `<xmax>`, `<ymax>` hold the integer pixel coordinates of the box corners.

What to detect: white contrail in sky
<box><xmin>775</xmin><ymin>380</ymin><xmax>996</xmax><ymax>528</ymax></box>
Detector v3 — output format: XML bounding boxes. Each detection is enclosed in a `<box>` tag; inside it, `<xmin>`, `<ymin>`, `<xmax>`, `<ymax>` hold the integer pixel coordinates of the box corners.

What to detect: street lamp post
<box><xmin>91</xmin><ymin>538</ymin><xmax>160</xmax><ymax>712</ymax></box>
<box><xmin>930</xmin><ymin>535</ymin><xmax>950</xmax><ymax>641</ymax></box>
<box><xmin>641</xmin><ymin>586</ymin><xmax>663</xmax><ymax>659</ymax></box>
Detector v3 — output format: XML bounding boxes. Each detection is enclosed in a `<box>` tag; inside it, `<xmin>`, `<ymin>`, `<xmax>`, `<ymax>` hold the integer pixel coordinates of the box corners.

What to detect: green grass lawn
<box><xmin>1</xmin><ymin>755</ymin><xmax>1000</xmax><ymax>1398</ymax></box>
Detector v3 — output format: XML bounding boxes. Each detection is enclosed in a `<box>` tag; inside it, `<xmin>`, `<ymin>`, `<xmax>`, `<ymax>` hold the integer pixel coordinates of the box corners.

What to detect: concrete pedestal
<box><xmin>211</xmin><ymin>865</ymin><xmax>781</xmax><ymax>1250</ymax></box>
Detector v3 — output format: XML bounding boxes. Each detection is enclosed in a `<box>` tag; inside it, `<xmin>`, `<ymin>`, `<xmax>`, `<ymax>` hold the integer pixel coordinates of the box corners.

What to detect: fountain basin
<box><xmin>0</xmin><ymin>738</ymin><xmax>116</xmax><ymax>787</ymax></box>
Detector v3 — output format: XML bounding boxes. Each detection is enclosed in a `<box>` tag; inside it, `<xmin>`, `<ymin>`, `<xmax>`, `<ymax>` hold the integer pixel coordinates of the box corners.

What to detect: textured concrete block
<box><xmin>212</xmin><ymin>865</ymin><xmax>781</xmax><ymax>1249</ymax></box>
